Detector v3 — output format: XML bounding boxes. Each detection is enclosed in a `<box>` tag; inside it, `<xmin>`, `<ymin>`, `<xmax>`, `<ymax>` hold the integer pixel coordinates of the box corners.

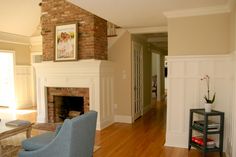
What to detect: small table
<box><xmin>0</xmin><ymin>120</ymin><xmax>33</xmax><ymax>155</ymax></box>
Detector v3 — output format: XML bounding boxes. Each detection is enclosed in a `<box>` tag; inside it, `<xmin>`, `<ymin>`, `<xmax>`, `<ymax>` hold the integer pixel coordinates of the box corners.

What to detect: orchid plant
<box><xmin>201</xmin><ymin>75</ymin><xmax>216</xmax><ymax>104</ymax></box>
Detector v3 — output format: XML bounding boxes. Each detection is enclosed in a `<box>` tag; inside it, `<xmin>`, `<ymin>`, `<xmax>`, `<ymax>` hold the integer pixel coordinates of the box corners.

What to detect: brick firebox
<box><xmin>47</xmin><ymin>87</ymin><xmax>89</xmax><ymax>123</ymax></box>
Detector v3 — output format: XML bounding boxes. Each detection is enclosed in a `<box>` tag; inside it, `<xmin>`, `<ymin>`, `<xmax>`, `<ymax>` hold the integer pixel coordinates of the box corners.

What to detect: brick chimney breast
<box><xmin>41</xmin><ymin>0</ymin><xmax>107</xmax><ymax>61</ymax></box>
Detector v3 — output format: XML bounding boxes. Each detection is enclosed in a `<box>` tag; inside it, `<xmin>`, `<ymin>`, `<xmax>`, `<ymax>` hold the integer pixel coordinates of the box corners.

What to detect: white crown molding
<box><xmin>0</xmin><ymin>31</ymin><xmax>30</xmax><ymax>45</ymax></box>
<box><xmin>164</xmin><ymin>5</ymin><xmax>231</xmax><ymax>18</ymax></box>
<box><xmin>166</xmin><ymin>54</ymin><xmax>232</xmax><ymax>60</ymax></box>
<box><xmin>0</xmin><ymin>39</ymin><xmax>30</xmax><ymax>45</ymax></box>
<box><xmin>127</xmin><ymin>26</ymin><xmax>168</xmax><ymax>34</ymax></box>
<box><xmin>30</xmin><ymin>36</ymin><xmax>42</xmax><ymax>45</ymax></box>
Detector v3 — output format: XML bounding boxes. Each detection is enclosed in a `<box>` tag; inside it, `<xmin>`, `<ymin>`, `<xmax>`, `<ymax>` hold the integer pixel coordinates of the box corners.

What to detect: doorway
<box><xmin>152</xmin><ymin>53</ymin><xmax>161</xmax><ymax>100</ymax></box>
<box><xmin>131</xmin><ymin>32</ymin><xmax>167</xmax><ymax>122</ymax></box>
<box><xmin>132</xmin><ymin>41</ymin><xmax>144</xmax><ymax>121</ymax></box>
<box><xmin>0</xmin><ymin>51</ymin><xmax>15</xmax><ymax>107</ymax></box>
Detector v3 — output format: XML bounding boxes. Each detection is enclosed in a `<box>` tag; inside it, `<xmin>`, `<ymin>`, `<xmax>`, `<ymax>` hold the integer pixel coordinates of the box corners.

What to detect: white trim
<box><xmin>165</xmin><ymin>54</ymin><xmax>233</xmax><ymax>150</ymax></box>
<box><xmin>164</xmin><ymin>5</ymin><xmax>231</xmax><ymax>18</ymax></box>
<box><xmin>0</xmin><ymin>31</ymin><xmax>30</xmax><ymax>45</ymax></box>
<box><xmin>34</xmin><ymin>60</ymin><xmax>114</xmax><ymax>130</ymax></box>
<box><xmin>165</xmin><ymin>132</ymin><xmax>188</xmax><ymax>148</ymax></box>
<box><xmin>0</xmin><ymin>39</ymin><xmax>29</xmax><ymax>45</ymax></box>
<box><xmin>127</xmin><ymin>26</ymin><xmax>167</xmax><ymax>34</ymax></box>
<box><xmin>30</xmin><ymin>36</ymin><xmax>42</xmax><ymax>46</ymax></box>
<box><xmin>114</xmin><ymin>115</ymin><xmax>132</xmax><ymax>124</ymax></box>
<box><xmin>166</xmin><ymin>54</ymin><xmax>232</xmax><ymax>61</ymax></box>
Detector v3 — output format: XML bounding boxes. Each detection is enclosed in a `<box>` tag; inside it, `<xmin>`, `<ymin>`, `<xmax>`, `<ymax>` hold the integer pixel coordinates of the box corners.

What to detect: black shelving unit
<box><xmin>188</xmin><ymin>108</ymin><xmax>224</xmax><ymax>157</ymax></box>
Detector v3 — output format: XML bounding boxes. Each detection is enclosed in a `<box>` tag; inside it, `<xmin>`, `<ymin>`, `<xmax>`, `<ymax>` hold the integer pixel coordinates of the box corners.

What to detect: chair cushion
<box><xmin>22</xmin><ymin>132</ymin><xmax>55</xmax><ymax>151</ymax></box>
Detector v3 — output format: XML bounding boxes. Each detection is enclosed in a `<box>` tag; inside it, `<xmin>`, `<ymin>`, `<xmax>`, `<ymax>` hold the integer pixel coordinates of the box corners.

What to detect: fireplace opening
<box><xmin>54</xmin><ymin>96</ymin><xmax>84</xmax><ymax>121</ymax></box>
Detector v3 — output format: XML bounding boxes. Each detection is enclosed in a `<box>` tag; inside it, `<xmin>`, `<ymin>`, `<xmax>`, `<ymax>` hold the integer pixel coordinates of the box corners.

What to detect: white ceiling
<box><xmin>0</xmin><ymin>0</ymin><xmax>231</xmax><ymax>37</ymax></box>
<box><xmin>68</xmin><ymin>0</ymin><xmax>230</xmax><ymax>28</ymax></box>
<box><xmin>0</xmin><ymin>0</ymin><xmax>41</xmax><ymax>37</ymax></box>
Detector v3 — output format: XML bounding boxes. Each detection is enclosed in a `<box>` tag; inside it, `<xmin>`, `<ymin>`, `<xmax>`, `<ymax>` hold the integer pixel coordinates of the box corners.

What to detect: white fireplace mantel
<box><xmin>33</xmin><ymin>59</ymin><xmax>114</xmax><ymax>130</ymax></box>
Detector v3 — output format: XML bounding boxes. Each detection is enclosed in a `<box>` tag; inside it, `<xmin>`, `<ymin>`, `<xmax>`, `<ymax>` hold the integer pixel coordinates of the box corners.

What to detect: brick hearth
<box><xmin>47</xmin><ymin>87</ymin><xmax>89</xmax><ymax>123</ymax></box>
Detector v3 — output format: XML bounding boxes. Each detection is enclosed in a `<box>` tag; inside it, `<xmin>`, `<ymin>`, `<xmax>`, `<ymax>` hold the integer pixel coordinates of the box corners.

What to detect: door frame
<box><xmin>131</xmin><ymin>41</ymin><xmax>144</xmax><ymax>122</ymax></box>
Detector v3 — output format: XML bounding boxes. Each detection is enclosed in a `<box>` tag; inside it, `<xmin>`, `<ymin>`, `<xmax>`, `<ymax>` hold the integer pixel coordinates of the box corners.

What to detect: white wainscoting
<box><xmin>34</xmin><ymin>60</ymin><xmax>114</xmax><ymax>130</ymax></box>
<box><xmin>165</xmin><ymin>55</ymin><xmax>233</xmax><ymax>150</ymax></box>
<box><xmin>15</xmin><ymin>65</ymin><xmax>33</xmax><ymax>108</ymax></box>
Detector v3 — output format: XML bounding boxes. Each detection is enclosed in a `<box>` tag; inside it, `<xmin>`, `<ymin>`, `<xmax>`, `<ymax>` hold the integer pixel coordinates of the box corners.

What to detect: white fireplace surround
<box><xmin>33</xmin><ymin>59</ymin><xmax>114</xmax><ymax>130</ymax></box>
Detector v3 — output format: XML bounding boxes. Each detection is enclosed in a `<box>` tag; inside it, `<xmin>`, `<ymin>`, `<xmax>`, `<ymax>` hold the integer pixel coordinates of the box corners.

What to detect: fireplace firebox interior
<box><xmin>54</xmin><ymin>96</ymin><xmax>84</xmax><ymax>121</ymax></box>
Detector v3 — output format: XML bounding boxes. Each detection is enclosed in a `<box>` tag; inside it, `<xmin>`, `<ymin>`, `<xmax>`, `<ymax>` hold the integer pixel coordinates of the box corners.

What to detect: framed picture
<box><xmin>55</xmin><ymin>23</ymin><xmax>78</xmax><ymax>61</ymax></box>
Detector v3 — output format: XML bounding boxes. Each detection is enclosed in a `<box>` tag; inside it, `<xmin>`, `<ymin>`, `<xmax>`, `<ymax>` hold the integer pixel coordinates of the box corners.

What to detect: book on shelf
<box><xmin>192</xmin><ymin>136</ymin><xmax>216</xmax><ymax>148</ymax></box>
<box><xmin>5</xmin><ymin>120</ymin><xmax>31</xmax><ymax>127</ymax></box>
<box><xmin>192</xmin><ymin>123</ymin><xmax>220</xmax><ymax>132</ymax></box>
<box><xmin>193</xmin><ymin>120</ymin><xmax>220</xmax><ymax>130</ymax></box>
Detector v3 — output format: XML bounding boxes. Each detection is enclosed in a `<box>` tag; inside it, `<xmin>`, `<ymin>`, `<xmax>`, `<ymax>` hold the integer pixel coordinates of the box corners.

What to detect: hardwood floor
<box><xmin>93</xmin><ymin>100</ymin><xmax>225</xmax><ymax>157</ymax></box>
<box><xmin>0</xmin><ymin>102</ymin><xmax>225</xmax><ymax>157</ymax></box>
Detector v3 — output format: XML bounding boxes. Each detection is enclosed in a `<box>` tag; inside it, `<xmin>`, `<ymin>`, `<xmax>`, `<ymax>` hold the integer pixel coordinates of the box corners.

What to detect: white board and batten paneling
<box><xmin>165</xmin><ymin>55</ymin><xmax>233</xmax><ymax>152</ymax></box>
<box><xmin>15</xmin><ymin>65</ymin><xmax>33</xmax><ymax>108</ymax></box>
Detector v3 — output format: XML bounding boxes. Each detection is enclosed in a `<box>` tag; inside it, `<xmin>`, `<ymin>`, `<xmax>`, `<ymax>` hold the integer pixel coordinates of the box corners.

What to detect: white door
<box><xmin>0</xmin><ymin>51</ymin><xmax>15</xmax><ymax>107</ymax></box>
<box><xmin>132</xmin><ymin>41</ymin><xmax>143</xmax><ymax>121</ymax></box>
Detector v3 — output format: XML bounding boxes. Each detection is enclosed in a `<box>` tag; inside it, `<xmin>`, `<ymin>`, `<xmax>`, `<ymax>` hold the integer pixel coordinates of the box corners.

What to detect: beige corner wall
<box><xmin>108</xmin><ymin>31</ymin><xmax>132</xmax><ymax>116</ymax></box>
<box><xmin>0</xmin><ymin>42</ymin><xmax>31</xmax><ymax>65</ymax></box>
<box><xmin>168</xmin><ymin>13</ymin><xmax>230</xmax><ymax>55</ymax></box>
<box><xmin>143</xmin><ymin>47</ymin><xmax>152</xmax><ymax>109</ymax></box>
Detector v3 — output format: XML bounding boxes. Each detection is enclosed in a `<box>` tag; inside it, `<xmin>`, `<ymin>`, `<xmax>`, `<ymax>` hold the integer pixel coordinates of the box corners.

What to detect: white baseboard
<box><xmin>99</xmin><ymin>117</ymin><xmax>114</xmax><ymax>130</ymax></box>
<box><xmin>114</xmin><ymin>115</ymin><xmax>132</xmax><ymax>123</ymax></box>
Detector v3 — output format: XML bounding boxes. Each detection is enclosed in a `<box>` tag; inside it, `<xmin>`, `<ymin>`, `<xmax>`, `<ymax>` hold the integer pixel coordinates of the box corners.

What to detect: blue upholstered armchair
<box><xmin>18</xmin><ymin>111</ymin><xmax>97</xmax><ymax>157</ymax></box>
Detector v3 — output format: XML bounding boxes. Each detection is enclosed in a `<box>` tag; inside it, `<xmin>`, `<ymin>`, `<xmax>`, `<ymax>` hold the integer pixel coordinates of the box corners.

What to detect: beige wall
<box><xmin>108</xmin><ymin>31</ymin><xmax>132</xmax><ymax>116</ymax></box>
<box><xmin>230</xmin><ymin>9</ymin><xmax>236</xmax><ymax>52</ymax></box>
<box><xmin>31</xmin><ymin>44</ymin><xmax>42</xmax><ymax>53</ymax></box>
<box><xmin>168</xmin><ymin>13</ymin><xmax>230</xmax><ymax>55</ymax></box>
<box><xmin>143</xmin><ymin>46</ymin><xmax>152</xmax><ymax>108</ymax></box>
<box><xmin>0</xmin><ymin>42</ymin><xmax>31</xmax><ymax>65</ymax></box>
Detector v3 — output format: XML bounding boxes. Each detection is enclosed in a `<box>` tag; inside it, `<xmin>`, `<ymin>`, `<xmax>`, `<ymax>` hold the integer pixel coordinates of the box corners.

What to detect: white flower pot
<box><xmin>205</xmin><ymin>103</ymin><xmax>212</xmax><ymax>112</ymax></box>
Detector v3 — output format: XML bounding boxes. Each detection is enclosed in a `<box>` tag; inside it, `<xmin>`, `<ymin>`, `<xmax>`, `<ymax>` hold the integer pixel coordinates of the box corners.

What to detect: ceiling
<box><xmin>68</xmin><ymin>0</ymin><xmax>230</xmax><ymax>28</ymax></box>
<box><xmin>0</xmin><ymin>0</ymin><xmax>231</xmax><ymax>37</ymax></box>
<box><xmin>0</xmin><ymin>0</ymin><xmax>41</xmax><ymax>37</ymax></box>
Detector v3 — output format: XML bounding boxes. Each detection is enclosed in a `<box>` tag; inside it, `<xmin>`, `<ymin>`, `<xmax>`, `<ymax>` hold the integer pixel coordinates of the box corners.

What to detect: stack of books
<box><xmin>192</xmin><ymin>136</ymin><xmax>216</xmax><ymax>148</ymax></box>
<box><xmin>193</xmin><ymin>120</ymin><xmax>220</xmax><ymax>132</ymax></box>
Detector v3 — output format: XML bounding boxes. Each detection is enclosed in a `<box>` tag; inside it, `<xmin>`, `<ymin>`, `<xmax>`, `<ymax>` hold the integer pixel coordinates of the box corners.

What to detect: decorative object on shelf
<box><xmin>201</xmin><ymin>75</ymin><xmax>216</xmax><ymax>112</ymax></box>
<box><xmin>55</xmin><ymin>23</ymin><xmax>78</xmax><ymax>61</ymax></box>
